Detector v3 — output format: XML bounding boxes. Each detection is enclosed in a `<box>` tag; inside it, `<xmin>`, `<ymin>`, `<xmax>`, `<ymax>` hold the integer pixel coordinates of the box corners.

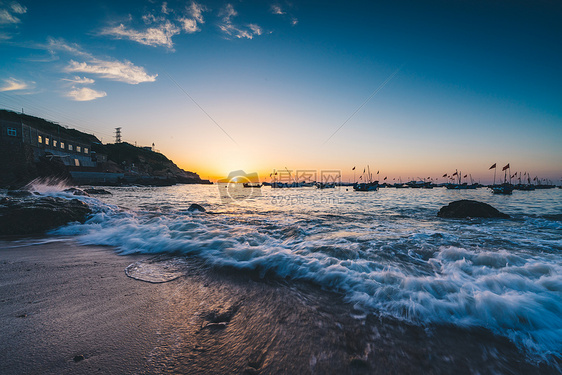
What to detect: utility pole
<box><xmin>114</xmin><ymin>127</ymin><xmax>122</xmax><ymax>143</ymax></box>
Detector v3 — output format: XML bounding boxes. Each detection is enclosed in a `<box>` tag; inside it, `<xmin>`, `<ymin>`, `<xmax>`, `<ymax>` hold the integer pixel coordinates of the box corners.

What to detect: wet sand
<box><xmin>0</xmin><ymin>239</ymin><xmax>559</xmax><ymax>374</ymax></box>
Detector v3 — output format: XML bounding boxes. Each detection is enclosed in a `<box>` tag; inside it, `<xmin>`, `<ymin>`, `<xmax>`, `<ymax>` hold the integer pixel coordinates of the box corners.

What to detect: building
<box><xmin>1</xmin><ymin>118</ymin><xmax>95</xmax><ymax>167</ymax></box>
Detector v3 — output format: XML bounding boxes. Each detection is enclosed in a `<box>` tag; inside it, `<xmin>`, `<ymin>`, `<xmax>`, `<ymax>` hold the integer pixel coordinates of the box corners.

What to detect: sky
<box><xmin>1</xmin><ymin>0</ymin><xmax>561</xmax><ymax>183</ymax></box>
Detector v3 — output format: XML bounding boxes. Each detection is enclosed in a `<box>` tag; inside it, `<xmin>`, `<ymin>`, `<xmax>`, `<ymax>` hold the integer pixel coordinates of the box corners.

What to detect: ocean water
<box><xmin>29</xmin><ymin>184</ymin><xmax>562</xmax><ymax>361</ymax></box>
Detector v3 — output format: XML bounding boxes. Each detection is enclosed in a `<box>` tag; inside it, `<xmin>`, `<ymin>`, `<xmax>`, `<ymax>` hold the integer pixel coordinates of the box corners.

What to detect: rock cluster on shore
<box><xmin>0</xmin><ymin>194</ymin><xmax>91</xmax><ymax>235</ymax></box>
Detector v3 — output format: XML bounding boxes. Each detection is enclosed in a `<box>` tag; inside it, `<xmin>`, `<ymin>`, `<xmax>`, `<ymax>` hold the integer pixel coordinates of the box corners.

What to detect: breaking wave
<box><xmin>47</xmin><ymin>188</ymin><xmax>562</xmax><ymax>362</ymax></box>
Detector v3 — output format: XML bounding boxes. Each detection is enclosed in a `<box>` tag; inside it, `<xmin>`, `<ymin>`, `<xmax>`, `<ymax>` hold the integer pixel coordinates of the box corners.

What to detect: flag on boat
<box><xmin>377</xmin><ymin>171</ymin><xmax>379</xmax><ymax>174</ymax></box>
<box><xmin>464</xmin><ymin>174</ymin><xmax>467</xmax><ymax>178</ymax></box>
<box><xmin>489</xmin><ymin>163</ymin><xmax>497</xmax><ymax>170</ymax></box>
<box><xmin>502</xmin><ymin>163</ymin><xmax>510</xmax><ymax>171</ymax></box>
<box><xmin>359</xmin><ymin>176</ymin><xmax>363</xmax><ymax>180</ymax></box>
<box><xmin>452</xmin><ymin>172</ymin><xmax>458</xmax><ymax>176</ymax></box>
<box><xmin>384</xmin><ymin>176</ymin><xmax>387</xmax><ymax>180</ymax></box>
<box><xmin>442</xmin><ymin>173</ymin><xmax>447</xmax><ymax>177</ymax></box>
<box><xmin>352</xmin><ymin>166</ymin><xmax>356</xmax><ymax>170</ymax></box>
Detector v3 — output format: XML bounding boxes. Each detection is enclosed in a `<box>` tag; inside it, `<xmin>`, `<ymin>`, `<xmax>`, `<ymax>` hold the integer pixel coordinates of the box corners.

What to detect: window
<box><xmin>53</xmin><ymin>140</ymin><xmax>58</xmax><ymax>148</ymax></box>
<box><xmin>74</xmin><ymin>159</ymin><xmax>80</xmax><ymax>167</ymax></box>
<box><xmin>76</xmin><ymin>146</ymin><xmax>81</xmax><ymax>153</ymax></box>
<box><xmin>38</xmin><ymin>135</ymin><xmax>43</xmax><ymax>143</ymax></box>
<box><xmin>84</xmin><ymin>148</ymin><xmax>89</xmax><ymax>154</ymax></box>
<box><xmin>45</xmin><ymin>137</ymin><xmax>50</xmax><ymax>146</ymax></box>
<box><xmin>7</xmin><ymin>127</ymin><xmax>17</xmax><ymax>137</ymax></box>
<box><xmin>68</xmin><ymin>144</ymin><xmax>73</xmax><ymax>151</ymax></box>
<box><xmin>60</xmin><ymin>142</ymin><xmax>65</xmax><ymax>149</ymax></box>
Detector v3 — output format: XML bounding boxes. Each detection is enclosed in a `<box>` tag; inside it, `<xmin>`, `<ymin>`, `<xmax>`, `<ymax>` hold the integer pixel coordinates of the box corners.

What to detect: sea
<box><xmin>23</xmin><ymin>183</ymin><xmax>562</xmax><ymax>364</ymax></box>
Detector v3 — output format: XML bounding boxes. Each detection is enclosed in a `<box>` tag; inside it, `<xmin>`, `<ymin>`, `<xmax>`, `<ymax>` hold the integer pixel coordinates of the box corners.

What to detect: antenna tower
<box><xmin>114</xmin><ymin>127</ymin><xmax>122</xmax><ymax>143</ymax></box>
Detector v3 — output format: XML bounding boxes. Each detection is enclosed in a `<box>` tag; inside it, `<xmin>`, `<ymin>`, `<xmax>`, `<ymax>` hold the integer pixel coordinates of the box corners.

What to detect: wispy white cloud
<box><xmin>189</xmin><ymin>2</ymin><xmax>205</xmax><ymax>23</ymax></box>
<box><xmin>62</xmin><ymin>76</ymin><xmax>95</xmax><ymax>85</ymax></box>
<box><xmin>0</xmin><ymin>9</ymin><xmax>18</xmax><ymax>24</ymax></box>
<box><xmin>45</xmin><ymin>38</ymin><xmax>157</xmax><ymax>84</ymax></box>
<box><xmin>271</xmin><ymin>3</ymin><xmax>298</xmax><ymax>26</ymax></box>
<box><xmin>271</xmin><ymin>5</ymin><xmax>285</xmax><ymax>15</ymax></box>
<box><xmin>10</xmin><ymin>3</ymin><xmax>26</xmax><ymax>14</ymax></box>
<box><xmin>179</xmin><ymin>2</ymin><xmax>206</xmax><ymax>33</ymax></box>
<box><xmin>46</xmin><ymin>37</ymin><xmax>92</xmax><ymax>59</ymax></box>
<box><xmin>161</xmin><ymin>2</ymin><xmax>170</xmax><ymax>15</ymax></box>
<box><xmin>0</xmin><ymin>1</ymin><xmax>25</xmax><ymax>25</ymax></box>
<box><xmin>66</xmin><ymin>87</ymin><xmax>107</xmax><ymax>101</ymax></box>
<box><xmin>142</xmin><ymin>13</ymin><xmax>165</xmax><ymax>24</ymax></box>
<box><xmin>66</xmin><ymin>59</ymin><xmax>157</xmax><ymax>85</ymax></box>
<box><xmin>218</xmin><ymin>4</ymin><xmax>263</xmax><ymax>40</ymax></box>
<box><xmin>100</xmin><ymin>21</ymin><xmax>180</xmax><ymax>49</ymax></box>
<box><xmin>0</xmin><ymin>77</ymin><xmax>33</xmax><ymax>92</ymax></box>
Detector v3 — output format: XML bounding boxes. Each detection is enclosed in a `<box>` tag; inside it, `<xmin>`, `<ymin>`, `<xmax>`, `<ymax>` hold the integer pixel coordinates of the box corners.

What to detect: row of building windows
<box><xmin>7</xmin><ymin>127</ymin><xmax>17</xmax><ymax>137</ymax></box>
<box><xmin>37</xmin><ymin>134</ymin><xmax>89</xmax><ymax>154</ymax></box>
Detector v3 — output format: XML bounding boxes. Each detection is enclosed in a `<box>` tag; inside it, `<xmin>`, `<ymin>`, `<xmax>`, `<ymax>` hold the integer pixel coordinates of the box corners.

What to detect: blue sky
<box><xmin>1</xmin><ymin>0</ymin><xmax>561</xmax><ymax>182</ymax></box>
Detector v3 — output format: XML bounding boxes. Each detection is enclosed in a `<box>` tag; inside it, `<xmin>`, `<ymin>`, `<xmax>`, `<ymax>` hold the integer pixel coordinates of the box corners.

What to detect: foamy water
<box><xmin>15</xmin><ymin>183</ymin><xmax>562</xmax><ymax>361</ymax></box>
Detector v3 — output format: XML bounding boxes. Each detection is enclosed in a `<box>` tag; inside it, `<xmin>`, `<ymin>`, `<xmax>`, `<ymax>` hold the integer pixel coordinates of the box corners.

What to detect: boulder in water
<box><xmin>0</xmin><ymin>196</ymin><xmax>91</xmax><ymax>235</ymax></box>
<box><xmin>83</xmin><ymin>188</ymin><xmax>112</xmax><ymax>195</ymax></box>
<box><xmin>188</xmin><ymin>203</ymin><xmax>206</xmax><ymax>212</ymax></box>
<box><xmin>63</xmin><ymin>188</ymin><xmax>90</xmax><ymax>197</ymax></box>
<box><xmin>437</xmin><ymin>200</ymin><xmax>509</xmax><ymax>219</ymax></box>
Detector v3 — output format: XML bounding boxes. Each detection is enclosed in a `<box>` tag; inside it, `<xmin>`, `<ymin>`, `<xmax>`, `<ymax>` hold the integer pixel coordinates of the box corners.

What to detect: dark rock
<box><xmin>188</xmin><ymin>203</ymin><xmax>206</xmax><ymax>212</ymax></box>
<box><xmin>7</xmin><ymin>190</ymin><xmax>33</xmax><ymax>197</ymax></box>
<box><xmin>64</xmin><ymin>188</ymin><xmax>90</xmax><ymax>197</ymax></box>
<box><xmin>73</xmin><ymin>355</ymin><xmax>85</xmax><ymax>362</ymax></box>
<box><xmin>0</xmin><ymin>196</ymin><xmax>91</xmax><ymax>235</ymax></box>
<box><xmin>83</xmin><ymin>188</ymin><xmax>112</xmax><ymax>195</ymax></box>
<box><xmin>437</xmin><ymin>200</ymin><xmax>510</xmax><ymax>219</ymax></box>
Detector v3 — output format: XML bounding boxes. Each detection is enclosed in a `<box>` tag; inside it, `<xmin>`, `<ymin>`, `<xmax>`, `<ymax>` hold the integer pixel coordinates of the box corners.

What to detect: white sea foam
<box><xmin>44</xmin><ymin>186</ymin><xmax>562</xmax><ymax>361</ymax></box>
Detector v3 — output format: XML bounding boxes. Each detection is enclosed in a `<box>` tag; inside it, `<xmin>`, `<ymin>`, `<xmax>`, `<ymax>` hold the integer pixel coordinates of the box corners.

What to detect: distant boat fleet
<box><xmin>255</xmin><ymin>163</ymin><xmax>559</xmax><ymax>195</ymax></box>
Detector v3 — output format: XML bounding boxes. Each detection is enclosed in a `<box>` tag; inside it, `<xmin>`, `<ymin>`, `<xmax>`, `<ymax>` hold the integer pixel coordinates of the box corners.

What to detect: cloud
<box><xmin>179</xmin><ymin>18</ymin><xmax>198</xmax><ymax>33</ymax></box>
<box><xmin>271</xmin><ymin>5</ymin><xmax>285</xmax><ymax>15</ymax></box>
<box><xmin>218</xmin><ymin>4</ymin><xmax>263</xmax><ymax>40</ymax></box>
<box><xmin>66</xmin><ymin>87</ymin><xmax>107</xmax><ymax>101</ymax></box>
<box><xmin>66</xmin><ymin>59</ymin><xmax>157</xmax><ymax>84</ymax></box>
<box><xmin>43</xmin><ymin>38</ymin><xmax>157</xmax><ymax>84</ymax></box>
<box><xmin>248</xmin><ymin>24</ymin><xmax>262</xmax><ymax>36</ymax></box>
<box><xmin>46</xmin><ymin>37</ymin><xmax>92</xmax><ymax>59</ymax></box>
<box><xmin>161</xmin><ymin>2</ymin><xmax>170</xmax><ymax>15</ymax></box>
<box><xmin>0</xmin><ymin>77</ymin><xmax>33</xmax><ymax>92</ymax></box>
<box><xmin>100</xmin><ymin>21</ymin><xmax>180</xmax><ymax>49</ymax></box>
<box><xmin>142</xmin><ymin>13</ymin><xmax>165</xmax><ymax>24</ymax></box>
<box><xmin>62</xmin><ymin>76</ymin><xmax>95</xmax><ymax>84</ymax></box>
<box><xmin>0</xmin><ymin>2</ymin><xmax>25</xmax><ymax>24</ymax></box>
<box><xmin>270</xmin><ymin>4</ymin><xmax>298</xmax><ymax>26</ymax></box>
<box><xmin>179</xmin><ymin>2</ymin><xmax>206</xmax><ymax>33</ymax></box>
<box><xmin>189</xmin><ymin>2</ymin><xmax>205</xmax><ymax>23</ymax></box>
<box><xmin>10</xmin><ymin>3</ymin><xmax>26</xmax><ymax>14</ymax></box>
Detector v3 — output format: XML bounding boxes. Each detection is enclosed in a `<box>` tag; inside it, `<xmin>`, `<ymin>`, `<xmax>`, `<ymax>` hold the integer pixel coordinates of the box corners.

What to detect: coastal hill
<box><xmin>0</xmin><ymin>109</ymin><xmax>211</xmax><ymax>188</ymax></box>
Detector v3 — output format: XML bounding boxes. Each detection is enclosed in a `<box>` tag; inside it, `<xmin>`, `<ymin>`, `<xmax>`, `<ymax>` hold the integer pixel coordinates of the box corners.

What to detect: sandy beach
<box><xmin>0</xmin><ymin>238</ymin><xmax>558</xmax><ymax>374</ymax></box>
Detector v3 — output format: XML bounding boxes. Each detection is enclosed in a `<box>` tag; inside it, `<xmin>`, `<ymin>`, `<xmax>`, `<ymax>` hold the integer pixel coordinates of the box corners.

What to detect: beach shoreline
<box><xmin>0</xmin><ymin>238</ymin><xmax>559</xmax><ymax>374</ymax></box>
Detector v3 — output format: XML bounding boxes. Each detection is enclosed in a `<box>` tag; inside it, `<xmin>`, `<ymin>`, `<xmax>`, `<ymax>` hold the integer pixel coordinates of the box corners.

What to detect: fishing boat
<box><xmin>491</xmin><ymin>183</ymin><xmax>514</xmax><ymax>195</ymax></box>
<box><xmin>316</xmin><ymin>182</ymin><xmax>335</xmax><ymax>189</ymax></box>
<box><xmin>243</xmin><ymin>182</ymin><xmax>262</xmax><ymax>188</ymax></box>
<box><xmin>491</xmin><ymin>164</ymin><xmax>514</xmax><ymax>194</ymax></box>
<box><xmin>353</xmin><ymin>182</ymin><xmax>379</xmax><ymax>191</ymax></box>
<box><xmin>353</xmin><ymin>166</ymin><xmax>379</xmax><ymax>191</ymax></box>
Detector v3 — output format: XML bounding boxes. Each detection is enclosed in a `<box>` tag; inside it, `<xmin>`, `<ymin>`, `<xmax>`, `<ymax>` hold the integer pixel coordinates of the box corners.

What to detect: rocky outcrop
<box><xmin>0</xmin><ymin>196</ymin><xmax>91</xmax><ymax>235</ymax></box>
<box><xmin>83</xmin><ymin>188</ymin><xmax>112</xmax><ymax>195</ymax></box>
<box><xmin>188</xmin><ymin>203</ymin><xmax>206</xmax><ymax>212</ymax></box>
<box><xmin>437</xmin><ymin>200</ymin><xmax>510</xmax><ymax>219</ymax></box>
